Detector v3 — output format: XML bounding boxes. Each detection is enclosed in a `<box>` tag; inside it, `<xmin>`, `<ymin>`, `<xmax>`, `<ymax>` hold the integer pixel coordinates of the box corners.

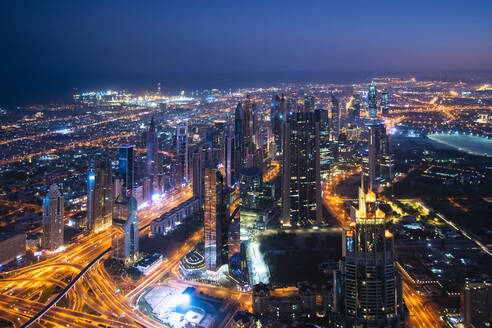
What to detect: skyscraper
<box><xmin>368</xmin><ymin>122</ymin><xmax>391</xmax><ymax>190</ymax></box>
<box><xmin>239</xmin><ymin>167</ymin><xmax>263</xmax><ymax>240</ymax></box>
<box><xmin>112</xmin><ymin>195</ymin><xmax>139</xmax><ymax>264</ymax></box>
<box><xmin>146</xmin><ymin>117</ymin><xmax>160</xmax><ymax>197</ymax></box>
<box><xmin>381</xmin><ymin>92</ymin><xmax>389</xmax><ymax>116</ymax></box>
<box><xmin>235</xmin><ymin>101</ymin><xmax>244</xmax><ymax>165</ymax></box>
<box><xmin>118</xmin><ymin>145</ymin><xmax>135</xmax><ymax>197</ymax></box>
<box><xmin>224</xmin><ymin>125</ymin><xmax>238</xmax><ymax>187</ymax></box>
<box><xmin>330</xmin><ymin>95</ymin><xmax>340</xmax><ymax>139</ymax></box>
<box><xmin>192</xmin><ymin>147</ymin><xmax>204</xmax><ymax>205</ymax></box>
<box><xmin>176</xmin><ymin>124</ymin><xmax>189</xmax><ymax>184</ymax></box>
<box><xmin>282</xmin><ymin>111</ymin><xmax>321</xmax><ymax>227</ymax></box>
<box><xmin>270</xmin><ymin>94</ymin><xmax>282</xmax><ymax>156</ymax></box>
<box><xmin>333</xmin><ymin>174</ymin><xmax>406</xmax><ymax>327</ymax></box>
<box><xmin>242</xmin><ymin>95</ymin><xmax>256</xmax><ymax>166</ymax></box>
<box><xmin>204</xmin><ymin>167</ymin><xmax>225</xmax><ymax>273</ymax></box>
<box><xmin>42</xmin><ymin>184</ymin><xmax>64</xmax><ymax>250</ymax></box>
<box><xmin>368</xmin><ymin>85</ymin><xmax>378</xmax><ymax>118</ymax></box>
<box><xmin>87</xmin><ymin>157</ymin><xmax>113</xmax><ymax>233</ymax></box>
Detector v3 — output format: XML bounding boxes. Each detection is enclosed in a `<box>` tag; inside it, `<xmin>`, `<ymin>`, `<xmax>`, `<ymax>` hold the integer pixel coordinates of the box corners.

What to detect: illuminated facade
<box><xmin>111</xmin><ymin>195</ymin><xmax>139</xmax><ymax>264</ymax></box>
<box><xmin>368</xmin><ymin>122</ymin><xmax>392</xmax><ymax>191</ymax></box>
<box><xmin>334</xmin><ymin>175</ymin><xmax>406</xmax><ymax>327</ymax></box>
<box><xmin>146</xmin><ymin>117</ymin><xmax>160</xmax><ymax>198</ymax></box>
<box><xmin>282</xmin><ymin>111</ymin><xmax>322</xmax><ymax>226</ymax></box>
<box><xmin>239</xmin><ymin>167</ymin><xmax>263</xmax><ymax>240</ymax></box>
<box><xmin>87</xmin><ymin>157</ymin><xmax>113</xmax><ymax>233</ymax></box>
<box><xmin>368</xmin><ymin>85</ymin><xmax>378</xmax><ymax>118</ymax></box>
<box><xmin>42</xmin><ymin>184</ymin><xmax>64</xmax><ymax>250</ymax></box>
<box><xmin>177</xmin><ymin>124</ymin><xmax>189</xmax><ymax>183</ymax></box>
<box><xmin>204</xmin><ymin>167</ymin><xmax>224</xmax><ymax>272</ymax></box>
<box><xmin>118</xmin><ymin>145</ymin><xmax>135</xmax><ymax>197</ymax></box>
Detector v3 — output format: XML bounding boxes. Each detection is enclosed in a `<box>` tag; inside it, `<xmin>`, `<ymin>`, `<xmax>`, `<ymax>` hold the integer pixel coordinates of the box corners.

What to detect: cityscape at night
<box><xmin>0</xmin><ymin>1</ymin><xmax>492</xmax><ymax>327</ymax></box>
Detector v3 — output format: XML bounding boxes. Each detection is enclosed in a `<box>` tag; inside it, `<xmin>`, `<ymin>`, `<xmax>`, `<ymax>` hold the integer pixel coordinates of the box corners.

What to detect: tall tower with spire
<box><xmin>334</xmin><ymin>164</ymin><xmax>406</xmax><ymax>327</ymax></box>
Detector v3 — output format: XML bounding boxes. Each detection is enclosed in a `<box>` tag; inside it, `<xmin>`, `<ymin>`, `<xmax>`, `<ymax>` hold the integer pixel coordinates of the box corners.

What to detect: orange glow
<box><xmin>346</xmin><ymin>230</ymin><xmax>354</xmax><ymax>237</ymax></box>
<box><xmin>366</xmin><ymin>191</ymin><xmax>376</xmax><ymax>202</ymax></box>
<box><xmin>376</xmin><ymin>208</ymin><xmax>386</xmax><ymax>219</ymax></box>
<box><xmin>385</xmin><ymin>230</ymin><xmax>393</xmax><ymax>238</ymax></box>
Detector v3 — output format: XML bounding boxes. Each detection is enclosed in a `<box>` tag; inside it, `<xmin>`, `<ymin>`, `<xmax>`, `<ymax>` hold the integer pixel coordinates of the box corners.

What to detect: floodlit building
<box><xmin>282</xmin><ymin>111</ymin><xmax>321</xmax><ymax>227</ymax></box>
<box><xmin>111</xmin><ymin>195</ymin><xmax>139</xmax><ymax>264</ymax></box>
<box><xmin>42</xmin><ymin>184</ymin><xmax>64</xmax><ymax>250</ymax></box>
<box><xmin>118</xmin><ymin>145</ymin><xmax>135</xmax><ymax>197</ymax></box>
<box><xmin>333</xmin><ymin>173</ymin><xmax>406</xmax><ymax>327</ymax></box>
<box><xmin>87</xmin><ymin>156</ymin><xmax>113</xmax><ymax>233</ymax></box>
<box><xmin>177</xmin><ymin>124</ymin><xmax>189</xmax><ymax>183</ymax></box>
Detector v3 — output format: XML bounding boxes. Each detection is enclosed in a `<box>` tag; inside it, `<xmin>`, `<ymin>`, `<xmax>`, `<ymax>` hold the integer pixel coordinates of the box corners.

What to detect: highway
<box><xmin>0</xmin><ymin>186</ymin><xmax>193</xmax><ymax>327</ymax></box>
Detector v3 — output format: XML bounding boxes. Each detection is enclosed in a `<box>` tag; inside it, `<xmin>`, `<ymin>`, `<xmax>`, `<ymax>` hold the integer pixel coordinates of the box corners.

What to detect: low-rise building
<box><xmin>150</xmin><ymin>197</ymin><xmax>199</xmax><ymax>236</ymax></box>
<box><xmin>0</xmin><ymin>226</ymin><xmax>26</xmax><ymax>265</ymax></box>
<box><xmin>135</xmin><ymin>253</ymin><xmax>164</xmax><ymax>275</ymax></box>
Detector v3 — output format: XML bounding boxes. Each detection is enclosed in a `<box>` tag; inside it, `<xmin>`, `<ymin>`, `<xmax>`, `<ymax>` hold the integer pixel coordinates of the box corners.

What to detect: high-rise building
<box><xmin>235</xmin><ymin>101</ymin><xmax>244</xmax><ymax>165</ymax></box>
<box><xmin>146</xmin><ymin>117</ymin><xmax>160</xmax><ymax>197</ymax></box>
<box><xmin>368</xmin><ymin>85</ymin><xmax>378</xmax><ymax>118</ymax></box>
<box><xmin>333</xmin><ymin>174</ymin><xmax>406</xmax><ymax>327</ymax></box>
<box><xmin>316</xmin><ymin>109</ymin><xmax>332</xmax><ymax>179</ymax></box>
<box><xmin>368</xmin><ymin>122</ymin><xmax>392</xmax><ymax>190</ymax></box>
<box><xmin>239</xmin><ymin>167</ymin><xmax>263</xmax><ymax>240</ymax></box>
<box><xmin>224</xmin><ymin>125</ymin><xmax>238</xmax><ymax>187</ymax></box>
<box><xmin>192</xmin><ymin>147</ymin><xmax>204</xmax><ymax>205</ymax></box>
<box><xmin>176</xmin><ymin>124</ymin><xmax>189</xmax><ymax>184</ymax></box>
<box><xmin>87</xmin><ymin>157</ymin><xmax>113</xmax><ymax>233</ymax></box>
<box><xmin>381</xmin><ymin>92</ymin><xmax>389</xmax><ymax>116</ymax></box>
<box><xmin>304</xmin><ymin>94</ymin><xmax>315</xmax><ymax>113</ymax></box>
<box><xmin>330</xmin><ymin>95</ymin><xmax>340</xmax><ymax>139</ymax></box>
<box><xmin>42</xmin><ymin>184</ymin><xmax>64</xmax><ymax>250</ymax></box>
<box><xmin>112</xmin><ymin>195</ymin><xmax>139</xmax><ymax>264</ymax></box>
<box><xmin>204</xmin><ymin>167</ymin><xmax>225</xmax><ymax>273</ymax></box>
<box><xmin>118</xmin><ymin>145</ymin><xmax>135</xmax><ymax>197</ymax></box>
<box><xmin>243</xmin><ymin>95</ymin><xmax>256</xmax><ymax>166</ymax></box>
<box><xmin>270</xmin><ymin>94</ymin><xmax>282</xmax><ymax>156</ymax></box>
<box><xmin>461</xmin><ymin>281</ymin><xmax>492</xmax><ymax>328</ymax></box>
<box><xmin>282</xmin><ymin>111</ymin><xmax>321</xmax><ymax>227</ymax></box>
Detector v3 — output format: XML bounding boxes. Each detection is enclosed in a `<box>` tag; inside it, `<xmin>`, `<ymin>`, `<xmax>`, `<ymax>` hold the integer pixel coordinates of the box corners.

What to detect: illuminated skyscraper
<box><xmin>282</xmin><ymin>111</ymin><xmax>321</xmax><ymax>227</ymax></box>
<box><xmin>242</xmin><ymin>95</ymin><xmax>256</xmax><ymax>165</ymax></box>
<box><xmin>176</xmin><ymin>124</ymin><xmax>189</xmax><ymax>184</ymax></box>
<box><xmin>333</xmin><ymin>174</ymin><xmax>406</xmax><ymax>327</ymax></box>
<box><xmin>224</xmin><ymin>125</ymin><xmax>238</xmax><ymax>187</ymax></box>
<box><xmin>112</xmin><ymin>195</ymin><xmax>139</xmax><ymax>264</ymax></box>
<box><xmin>330</xmin><ymin>95</ymin><xmax>340</xmax><ymax>139</ymax></box>
<box><xmin>42</xmin><ymin>184</ymin><xmax>64</xmax><ymax>250</ymax></box>
<box><xmin>192</xmin><ymin>147</ymin><xmax>204</xmax><ymax>205</ymax></box>
<box><xmin>235</xmin><ymin>101</ymin><xmax>244</xmax><ymax>165</ymax></box>
<box><xmin>381</xmin><ymin>92</ymin><xmax>389</xmax><ymax>116</ymax></box>
<box><xmin>204</xmin><ymin>167</ymin><xmax>225</xmax><ymax>272</ymax></box>
<box><xmin>270</xmin><ymin>94</ymin><xmax>282</xmax><ymax>155</ymax></box>
<box><xmin>146</xmin><ymin>117</ymin><xmax>160</xmax><ymax>197</ymax></box>
<box><xmin>368</xmin><ymin>85</ymin><xmax>378</xmax><ymax>118</ymax></box>
<box><xmin>87</xmin><ymin>157</ymin><xmax>113</xmax><ymax>233</ymax></box>
<box><xmin>118</xmin><ymin>145</ymin><xmax>135</xmax><ymax>197</ymax></box>
<box><xmin>368</xmin><ymin>122</ymin><xmax>392</xmax><ymax>190</ymax></box>
<box><xmin>239</xmin><ymin>167</ymin><xmax>263</xmax><ymax>240</ymax></box>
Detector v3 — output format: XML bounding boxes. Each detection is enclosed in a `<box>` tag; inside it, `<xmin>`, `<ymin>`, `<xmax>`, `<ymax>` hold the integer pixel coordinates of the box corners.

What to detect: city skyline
<box><xmin>2</xmin><ymin>1</ymin><xmax>492</xmax><ymax>105</ymax></box>
<box><xmin>0</xmin><ymin>1</ymin><xmax>491</xmax><ymax>327</ymax></box>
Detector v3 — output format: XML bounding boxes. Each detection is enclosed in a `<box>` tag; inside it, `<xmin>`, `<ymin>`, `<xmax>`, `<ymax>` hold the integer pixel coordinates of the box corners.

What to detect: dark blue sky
<box><xmin>1</xmin><ymin>0</ymin><xmax>492</xmax><ymax>105</ymax></box>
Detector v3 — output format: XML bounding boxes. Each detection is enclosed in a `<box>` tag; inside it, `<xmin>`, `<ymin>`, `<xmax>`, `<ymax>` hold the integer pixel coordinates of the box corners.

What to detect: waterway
<box><xmin>428</xmin><ymin>133</ymin><xmax>492</xmax><ymax>157</ymax></box>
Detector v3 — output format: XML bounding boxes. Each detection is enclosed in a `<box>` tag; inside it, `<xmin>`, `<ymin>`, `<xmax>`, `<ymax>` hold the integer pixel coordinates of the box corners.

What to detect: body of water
<box><xmin>428</xmin><ymin>133</ymin><xmax>492</xmax><ymax>157</ymax></box>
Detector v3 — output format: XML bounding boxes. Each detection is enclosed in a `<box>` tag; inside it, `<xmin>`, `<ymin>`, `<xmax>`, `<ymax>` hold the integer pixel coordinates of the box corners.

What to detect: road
<box><xmin>0</xmin><ymin>186</ymin><xmax>192</xmax><ymax>327</ymax></box>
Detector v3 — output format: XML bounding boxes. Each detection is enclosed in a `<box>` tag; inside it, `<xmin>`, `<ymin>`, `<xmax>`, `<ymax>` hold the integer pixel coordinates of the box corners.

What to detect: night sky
<box><xmin>1</xmin><ymin>0</ymin><xmax>492</xmax><ymax>105</ymax></box>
